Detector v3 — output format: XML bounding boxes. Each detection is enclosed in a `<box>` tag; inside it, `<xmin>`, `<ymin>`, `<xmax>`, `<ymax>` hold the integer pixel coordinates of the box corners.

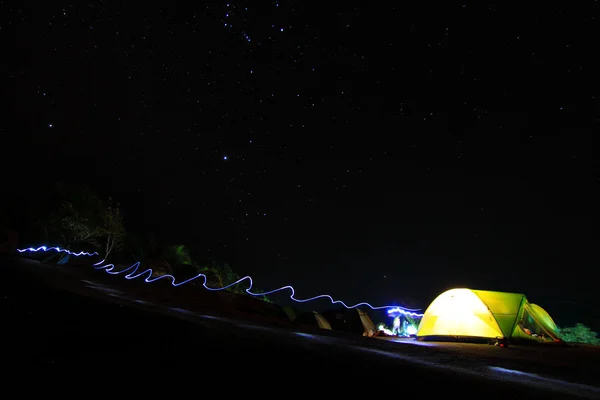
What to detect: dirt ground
<box><xmin>2</xmin><ymin>253</ymin><xmax>599</xmax><ymax>398</ymax></box>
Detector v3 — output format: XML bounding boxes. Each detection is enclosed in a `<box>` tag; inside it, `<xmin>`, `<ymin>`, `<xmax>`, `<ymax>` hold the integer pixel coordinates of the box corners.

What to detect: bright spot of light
<box><xmin>377</xmin><ymin>324</ymin><xmax>394</xmax><ymax>336</ymax></box>
<box><xmin>294</xmin><ymin>332</ymin><xmax>317</xmax><ymax>339</ymax></box>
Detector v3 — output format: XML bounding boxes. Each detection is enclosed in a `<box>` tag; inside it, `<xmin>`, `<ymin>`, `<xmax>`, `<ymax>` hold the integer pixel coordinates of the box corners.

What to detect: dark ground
<box><xmin>2</xmin><ymin>253</ymin><xmax>599</xmax><ymax>398</ymax></box>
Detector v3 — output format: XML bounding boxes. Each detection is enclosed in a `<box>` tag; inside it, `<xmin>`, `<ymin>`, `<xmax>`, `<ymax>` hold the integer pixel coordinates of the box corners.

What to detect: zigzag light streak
<box><xmin>17</xmin><ymin>246</ymin><xmax>98</xmax><ymax>257</ymax></box>
<box><xmin>17</xmin><ymin>246</ymin><xmax>423</xmax><ymax>316</ymax></box>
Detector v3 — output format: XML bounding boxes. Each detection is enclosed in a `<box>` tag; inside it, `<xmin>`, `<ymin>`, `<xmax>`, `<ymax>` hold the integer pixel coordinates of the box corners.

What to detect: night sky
<box><xmin>6</xmin><ymin>2</ymin><xmax>600</xmax><ymax>327</ymax></box>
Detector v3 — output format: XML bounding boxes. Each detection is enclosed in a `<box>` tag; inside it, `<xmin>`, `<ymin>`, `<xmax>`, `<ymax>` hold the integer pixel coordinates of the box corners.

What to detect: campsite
<box><xmin>416</xmin><ymin>288</ymin><xmax>563</xmax><ymax>345</ymax></box>
<box><xmin>2</xmin><ymin>251</ymin><xmax>599</xmax><ymax>398</ymax></box>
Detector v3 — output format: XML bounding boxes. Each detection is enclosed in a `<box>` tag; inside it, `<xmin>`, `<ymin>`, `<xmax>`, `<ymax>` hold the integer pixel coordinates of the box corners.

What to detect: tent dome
<box><xmin>417</xmin><ymin>288</ymin><xmax>561</xmax><ymax>343</ymax></box>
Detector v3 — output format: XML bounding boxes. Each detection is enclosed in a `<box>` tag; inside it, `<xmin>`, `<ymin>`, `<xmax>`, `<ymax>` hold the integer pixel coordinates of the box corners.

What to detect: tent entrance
<box><xmin>513</xmin><ymin>303</ymin><xmax>560</xmax><ymax>342</ymax></box>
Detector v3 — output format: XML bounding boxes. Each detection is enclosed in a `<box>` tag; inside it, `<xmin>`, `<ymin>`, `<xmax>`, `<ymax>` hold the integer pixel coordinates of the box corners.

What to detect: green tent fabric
<box><xmin>471</xmin><ymin>290</ymin><xmax>526</xmax><ymax>338</ymax></box>
<box><xmin>417</xmin><ymin>288</ymin><xmax>562</xmax><ymax>343</ymax></box>
<box><xmin>511</xmin><ymin>302</ymin><xmax>561</xmax><ymax>342</ymax></box>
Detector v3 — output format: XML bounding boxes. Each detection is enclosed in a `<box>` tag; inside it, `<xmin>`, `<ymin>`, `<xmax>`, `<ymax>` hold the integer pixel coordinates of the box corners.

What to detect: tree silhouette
<box><xmin>99</xmin><ymin>198</ymin><xmax>126</xmax><ymax>261</ymax></box>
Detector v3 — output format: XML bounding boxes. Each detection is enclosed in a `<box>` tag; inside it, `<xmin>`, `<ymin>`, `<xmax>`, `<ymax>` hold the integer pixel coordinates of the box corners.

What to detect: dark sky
<box><xmin>5</xmin><ymin>2</ymin><xmax>600</xmax><ymax>327</ymax></box>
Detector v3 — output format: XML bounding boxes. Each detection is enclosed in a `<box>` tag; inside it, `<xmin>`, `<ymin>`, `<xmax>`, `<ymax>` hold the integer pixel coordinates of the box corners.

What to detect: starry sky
<box><xmin>5</xmin><ymin>2</ymin><xmax>600</xmax><ymax>327</ymax></box>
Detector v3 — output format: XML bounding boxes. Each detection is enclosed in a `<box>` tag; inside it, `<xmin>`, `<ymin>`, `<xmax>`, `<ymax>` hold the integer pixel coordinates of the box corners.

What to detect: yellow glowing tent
<box><xmin>416</xmin><ymin>288</ymin><xmax>561</xmax><ymax>343</ymax></box>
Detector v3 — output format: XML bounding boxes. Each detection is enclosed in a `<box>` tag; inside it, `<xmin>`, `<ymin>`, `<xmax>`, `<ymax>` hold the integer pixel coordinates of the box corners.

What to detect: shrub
<box><xmin>557</xmin><ymin>323</ymin><xmax>600</xmax><ymax>345</ymax></box>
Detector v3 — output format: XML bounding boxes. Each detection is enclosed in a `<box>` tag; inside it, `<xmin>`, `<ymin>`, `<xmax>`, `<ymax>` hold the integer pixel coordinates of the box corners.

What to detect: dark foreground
<box><xmin>2</xmin><ymin>254</ymin><xmax>599</xmax><ymax>398</ymax></box>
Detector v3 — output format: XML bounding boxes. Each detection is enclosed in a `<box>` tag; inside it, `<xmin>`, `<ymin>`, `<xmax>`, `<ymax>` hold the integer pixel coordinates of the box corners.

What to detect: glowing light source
<box><xmin>95</xmin><ymin>261</ymin><xmax>422</xmax><ymax>313</ymax></box>
<box><xmin>17</xmin><ymin>246</ymin><xmax>98</xmax><ymax>257</ymax></box>
<box><xmin>406</xmin><ymin>324</ymin><xmax>417</xmax><ymax>335</ymax></box>
<box><xmin>18</xmin><ymin>245</ymin><xmax>421</xmax><ymax>313</ymax></box>
<box><xmin>377</xmin><ymin>324</ymin><xmax>395</xmax><ymax>336</ymax></box>
<box><xmin>387</xmin><ymin>306</ymin><xmax>423</xmax><ymax>317</ymax></box>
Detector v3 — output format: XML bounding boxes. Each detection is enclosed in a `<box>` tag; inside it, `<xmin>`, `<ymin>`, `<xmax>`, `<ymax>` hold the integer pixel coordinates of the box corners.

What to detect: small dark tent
<box><xmin>321</xmin><ymin>308</ymin><xmax>377</xmax><ymax>336</ymax></box>
<box><xmin>294</xmin><ymin>311</ymin><xmax>333</xmax><ymax>330</ymax></box>
<box><xmin>282</xmin><ymin>306</ymin><xmax>300</xmax><ymax>322</ymax></box>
